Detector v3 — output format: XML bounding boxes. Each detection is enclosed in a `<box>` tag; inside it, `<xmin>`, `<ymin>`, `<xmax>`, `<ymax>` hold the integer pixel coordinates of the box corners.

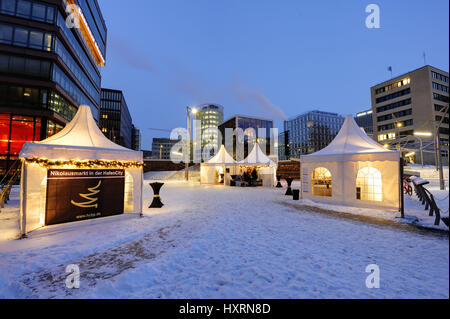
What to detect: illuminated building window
<box><xmin>311</xmin><ymin>167</ymin><xmax>332</xmax><ymax>197</ymax></box>
<box><xmin>356</xmin><ymin>167</ymin><xmax>382</xmax><ymax>201</ymax></box>
<box><xmin>378</xmin><ymin>132</ymin><xmax>396</xmax><ymax>141</ymax></box>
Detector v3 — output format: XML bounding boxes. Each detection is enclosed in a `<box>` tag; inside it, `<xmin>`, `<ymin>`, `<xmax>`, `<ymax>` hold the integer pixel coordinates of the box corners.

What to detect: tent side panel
<box><xmin>127</xmin><ymin>167</ymin><xmax>143</xmax><ymax>214</ymax></box>
<box><xmin>200</xmin><ymin>165</ymin><xmax>216</xmax><ymax>184</ymax></box>
<box><xmin>24</xmin><ymin>164</ymin><xmax>47</xmax><ymax>233</ymax></box>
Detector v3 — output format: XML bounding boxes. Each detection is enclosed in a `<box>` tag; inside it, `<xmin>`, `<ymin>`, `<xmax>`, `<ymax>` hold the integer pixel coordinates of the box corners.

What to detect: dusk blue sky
<box><xmin>97</xmin><ymin>0</ymin><xmax>449</xmax><ymax>151</ymax></box>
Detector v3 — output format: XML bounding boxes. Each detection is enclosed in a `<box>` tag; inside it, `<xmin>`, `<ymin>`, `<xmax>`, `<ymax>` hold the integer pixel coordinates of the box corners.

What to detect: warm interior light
<box><xmin>65</xmin><ymin>0</ymin><xmax>106</xmax><ymax>66</ymax></box>
<box><xmin>24</xmin><ymin>92</ymin><xmax>30</xmax><ymax>97</ymax></box>
<box><xmin>383</xmin><ymin>144</ymin><xmax>389</xmax><ymax>148</ymax></box>
<box><xmin>396</xmin><ymin>122</ymin><xmax>403</xmax><ymax>128</ymax></box>
<box><xmin>405</xmin><ymin>152</ymin><xmax>415</xmax><ymax>157</ymax></box>
<box><xmin>414</xmin><ymin>132</ymin><xmax>433</xmax><ymax>137</ymax></box>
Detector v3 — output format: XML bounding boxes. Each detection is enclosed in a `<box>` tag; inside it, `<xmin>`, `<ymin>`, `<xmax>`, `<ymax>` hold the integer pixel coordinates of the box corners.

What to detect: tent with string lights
<box><xmin>200</xmin><ymin>145</ymin><xmax>237</xmax><ymax>185</ymax></box>
<box><xmin>300</xmin><ymin>115</ymin><xmax>401</xmax><ymax>211</ymax></box>
<box><xmin>18</xmin><ymin>105</ymin><xmax>144</xmax><ymax>236</ymax></box>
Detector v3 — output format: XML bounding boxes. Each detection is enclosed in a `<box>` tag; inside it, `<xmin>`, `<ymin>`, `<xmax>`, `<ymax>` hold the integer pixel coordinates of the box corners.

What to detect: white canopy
<box><xmin>203</xmin><ymin>145</ymin><xmax>236</xmax><ymax>165</ymax></box>
<box><xmin>302</xmin><ymin>115</ymin><xmax>399</xmax><ymax>162</ymax></box>
<box><xmin>300</xmin><ymin>114</ymin><xmax>400</xmax><ymax>211</ymax></box>
<box><xmin>238</xmin><ymin>144</ymin><xmax>276</xmax><ymax>166</ymax></box>
<box><xmin>19</xmin><ymin>105</ymin><xmax>142</xmax><ymax>161</ymax></box>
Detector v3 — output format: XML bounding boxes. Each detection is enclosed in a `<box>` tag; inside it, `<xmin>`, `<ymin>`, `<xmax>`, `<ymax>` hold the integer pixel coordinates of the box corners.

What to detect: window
<box><xmin>0</xmin><ymin>24</ymin><xmax>13</xmax><ymax>43</ymax></box>
<box><xmin>432</xmin><ymin>82</ymin><xmax>449</xmax><ymax>93</ymax></box>
<box><xmin>431</xmin><ymin>71</ymin><xmax>449</xmax><ymax>83</ymax></box>
<box><xmin>433</xmin><ymin>93</ymin><xmax>449</xmax><ymax>103</ymax></box>
<box><xmin>17</xmin><ymin>0</ymin><xmax>31</xmax><ymax>18</ymax></box>
<box><xmin>29</xmin><ymin>30</ymin><xmax>43</xmax><ymax>49</ymax></box>
<box><xmin>13</xmin><ymin>27</ymin><xmax>28</xmax><ymax>47</ymax></box>
<box><xmin>376</xmin><ymin>88</ymin><xmax>411</xmax><ymax>103</ymax></box>
<box><xmin>0</xmin><ymin>23</ymin><xmax>54</xmax><ymax>51</ymax></box>
<box><xmin>31</xmin><ymin>2</ymin><xmax>46</xmax><ymax>21</ymax></box>
<box><xmin>0</xmin><ymin>0</ymin><xmax>15</xmax><ymax>14</ymax></box>
<box><xmin>9</xmin><ymin>115</ymin><xmax>36</xmax><ymax>155</ymax></box>
<box><xmin>376</xmin><ymin>98</ymin><xmax>411</xmax><ymax>113</ymax></box>
<box><xmin>311</xmin><ymin>167</ymin><xmax>332</xmax><ymax>197</ymax></box>
<box><xmin>0</xmin><ymin>0</ymin><xmax>56</xmax><ymax>24</ymax></box>
<box><xmin>356</xmin><ymin>167</ymin><xmax>382</xmax><ymax>202</ymax></box>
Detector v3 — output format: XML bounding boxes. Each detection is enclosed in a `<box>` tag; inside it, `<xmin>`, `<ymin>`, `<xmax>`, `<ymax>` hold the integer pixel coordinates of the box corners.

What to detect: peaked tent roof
<box><xmin>20</xmin><ymin>105</ymin><xmax>142</xmax><ymax>161</ymax></box>
<box><xmin>301</xmin><ymin>115</ymin><xmax>399</xmax><ymax>162</ymax></box>
<box><xmin>204</xmin><ymin>145</ymin><xmax>236</xmax><ymax>165</ymax></box>
<box><xmin>238</xmin><ymin>144</ymin><xmax>276</xmax><ymax>166</ymax></box>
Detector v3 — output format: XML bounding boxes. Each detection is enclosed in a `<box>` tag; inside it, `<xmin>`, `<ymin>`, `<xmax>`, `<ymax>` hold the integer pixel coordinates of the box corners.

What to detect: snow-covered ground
<box><xmin>0</xmin><ymin>180</ymin><xmax>448</xmax><ymax>298</ymax></box>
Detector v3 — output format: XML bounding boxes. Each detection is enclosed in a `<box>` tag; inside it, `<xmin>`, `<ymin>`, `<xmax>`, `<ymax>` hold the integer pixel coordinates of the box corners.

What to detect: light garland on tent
<box><xmin>23</xmin><ymin>158</ymin><xmax>144</xmax><ymax>169</ymax></box>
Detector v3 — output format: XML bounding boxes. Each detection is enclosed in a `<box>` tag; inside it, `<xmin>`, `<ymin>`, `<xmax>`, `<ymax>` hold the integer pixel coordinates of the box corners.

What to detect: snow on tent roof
<box><xmin>19</xmin><ymin>105</ymin><xmax>142</xmax><ymax>161</ymax></box>
<box><xmin>238</xmin><ymin>144</ymin><xmax>276</xmax><ymax>166</ymax></box>
<box><xmin>302</xmin><ymin>115</ymin><xmax>399</xmax><ymax>161</ymax></box>
<box><xmin>205</xmin><ymin>145</ymin><xmax>236</xmax><ymax>165</ymax></box>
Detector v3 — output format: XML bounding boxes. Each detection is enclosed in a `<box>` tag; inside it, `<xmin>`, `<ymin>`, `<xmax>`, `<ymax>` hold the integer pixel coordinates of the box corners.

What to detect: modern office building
<box><xmin>370</xmin><ymin>65</ymin><xmax>449</xmax><ymax>165</ymax></box>
<box><xmin>284</xmin><ymin>110</ymin><xmax>344</xmax><ymax>158</ymax></box>
<box><xmin>142</xmin><ymin>149</ymin><xmax>152</xmax><ymax>159</ymax></box>
<box><xmin>151</xmin><ymin>137</ymin><xmax>181</xmax><ymax>160</ymax></box>
<box><xmin>193</xmin><ymin>103</ymin><xmax>224</xmax><ymax>160</ymax></box>
<box><xmin>0</xmin><ymin>0</ymin><xmax>107</xmax><ymax>174</ymax></box>
<box><xmin>277</xmin><ymin>131</ymin><xmax>289</xmax><ymax>161</ymax></box>
<box><xmin>131</xmin><ymin>124</ymin><xmax>141</xmax><ymax>151</ymax></box>
<box><xmin>218</xmin><ymin>114</ymin><xmax>274</xmax><ymax>160</ymax></box>
<box><xmin>99</xmin><ymin>88</ymin><xmax>132</xmax><ymax>149</ymax></box>
<box><xmin>354</xmin><ymin>109</ymin><xmax>373</xmax><ymax>137</ymax></box>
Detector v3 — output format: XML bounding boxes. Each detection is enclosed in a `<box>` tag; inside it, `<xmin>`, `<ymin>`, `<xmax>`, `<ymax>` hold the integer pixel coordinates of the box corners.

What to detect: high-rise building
<box><xmin>371</xmin><ymin>65</ymin><xmax>449</xmax><ymax>165</ymax></box>
<box><xmin>354</xmin><ymin>109</ymin><xmax>373</xmax><ymax>136</ymax></box>
<box><xmin>277</xmin><ymin>131</ymin><xmax>289</xmax><ymax>161</ymax></box>
<box><xmin>131</xmin><ymin>124</ymin><xmax>141</xmax><ymax>151</ymax></box>
<box><xmin>193</xmin><ymin>103</ymin><xmax>224</xmax><ymax>160</ymax></box>
<box><xmin>99</xmin><ymin>88</ymin><xmax>132</xmax><ymax>148</ymax></box>
<box><xmin>284</xmin><ymin>110</ymin><xmax>344</xmax><ymax>158</ymax></box>
<box><xmin>151</xmin><ymin>137</ymin><xmax>181</xmax><ymax>160</ymax></box>
<box><xmin>218</xmin><ymin>114</ymin><xmax>274</xmax><ymax>160</ymax></box>
<box><xmin>0</xmin><ymin>0</ymin><xmax>107</xmax><ymax>173</ymax></box>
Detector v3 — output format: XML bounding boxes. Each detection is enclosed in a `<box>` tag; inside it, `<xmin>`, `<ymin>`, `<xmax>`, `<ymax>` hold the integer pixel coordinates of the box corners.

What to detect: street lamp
<box><xmin>185</xmin><ymin>106</ymin><xmax>198</xmax><ymax>181</ymax></box>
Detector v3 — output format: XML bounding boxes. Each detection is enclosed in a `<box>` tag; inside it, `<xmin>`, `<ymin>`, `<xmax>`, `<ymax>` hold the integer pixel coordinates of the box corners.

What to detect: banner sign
<box><xmin>45</xmin><ymin>169</ymin><xmax>125</xmax><ymax>226</ymax></box>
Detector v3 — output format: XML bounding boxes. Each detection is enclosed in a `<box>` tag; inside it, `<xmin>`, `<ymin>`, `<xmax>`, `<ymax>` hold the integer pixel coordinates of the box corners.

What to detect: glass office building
<box><xmin>99</xmin><ymin>88</ymin><xmax>132</xmax><ymax>149</ymax></box>
<box><xmin>193</xmin><ymin>103</ymin><xmax>224</xmax><ymax>160</ymax></box>
<box><xmin>284</xmin><ymin>110</ymin><xmax>344</xmax><ymax>158</ymax></box>
<box><xmin>218</xmin><ymin>115</ymin><xmax>274</xmax><ymax>160</ymax></box>
<box><xmin>354</xmin><ymin>109</ymin><xmax>373</xmax><ymax>136</ymax></box>
<box><xmin>0</xmin><ymin>0</ymin><xmax>107</xmax><ymax>174</ymax></box>
<box><xmin>131</xmin><ymin>124</ymin><xmax>141</xmax><ymax>151</ymax></box>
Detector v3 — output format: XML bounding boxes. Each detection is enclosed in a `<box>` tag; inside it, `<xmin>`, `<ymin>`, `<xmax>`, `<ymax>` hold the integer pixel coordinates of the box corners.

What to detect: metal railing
<box><xmin>0</xmin><ymin>160</ymin><xmax>21</xmax><ymax>210</ymax></box>
<box><xmin>410</xmin><ymin>177</ymin><xmax>444</xmax><ymax>226</ymax></box>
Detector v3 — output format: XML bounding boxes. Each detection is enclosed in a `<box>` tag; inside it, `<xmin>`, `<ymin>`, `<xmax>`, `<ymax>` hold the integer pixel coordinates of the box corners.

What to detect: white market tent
<box><xmin>300</xmin><ymin>115</ymin><xmax>401</xmax><ymax>210</ymax></box>
<box><xmin>200</xmin><ymin>145</ymin><xmax>237</xmax><ymax>185</ymax></box>
<box><xmin>237</xmin><ymin>144</ymin><xmax>277</xmax><ymax>187</ymax></box>
<box><xmin>19</xmin><ymin>105</ymin><xmax>144</xmax><ymax>235</ymax></box>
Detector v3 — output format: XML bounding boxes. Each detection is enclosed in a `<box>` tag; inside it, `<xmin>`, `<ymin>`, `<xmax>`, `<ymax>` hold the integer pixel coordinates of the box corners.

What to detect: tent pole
<box><xmin>19</xmin><ymin>160</ymin><xmax>28</xmax><ymax>239</ymax></box>
<box><xmin>399</xmin><ymin>157</ymin><xmax>404</xmax><ymax>218</ymax></box>
<box><xmin>139</xmin><ymin>168</ymin><xmax>144</xmax><ymax>217</ymax></box>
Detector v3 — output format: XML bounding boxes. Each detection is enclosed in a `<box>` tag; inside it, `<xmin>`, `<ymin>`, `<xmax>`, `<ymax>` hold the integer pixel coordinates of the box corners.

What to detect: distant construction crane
<box><xmin>147</xmin><ymin>127</ymin><xmax>173</xmax><ymax>132</ymax></box>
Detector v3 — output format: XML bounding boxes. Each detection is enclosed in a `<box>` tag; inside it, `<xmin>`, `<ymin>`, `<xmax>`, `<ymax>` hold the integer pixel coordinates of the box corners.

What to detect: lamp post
<box><xmin>185</xmin><ymin>106</ymin><xmax>198</xmax><ymax>181</ymax></box>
